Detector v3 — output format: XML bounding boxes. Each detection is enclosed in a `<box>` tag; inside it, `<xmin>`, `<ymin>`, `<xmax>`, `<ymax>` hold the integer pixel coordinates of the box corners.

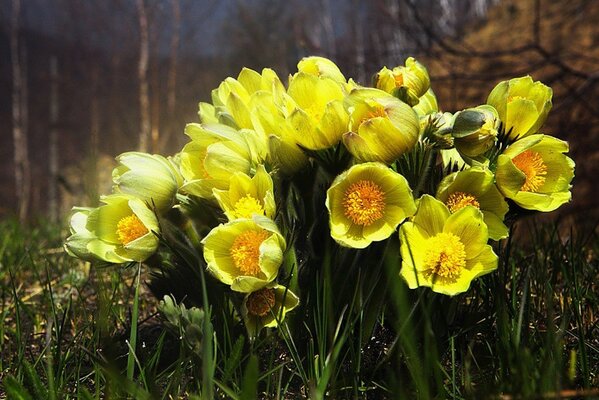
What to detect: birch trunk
<box><xmin>11</xmin><ymin>0</ymin><xmax>30</xmax><ymax>222</ymax></box>
<box><xmin>137</xmin><ymin>0</ymin><xmax>150</xmax><ymax>152</ymax></box>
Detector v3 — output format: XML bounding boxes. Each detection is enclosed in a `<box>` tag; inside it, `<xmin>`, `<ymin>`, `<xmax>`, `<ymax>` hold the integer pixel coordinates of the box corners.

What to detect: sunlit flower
<box><xmin>326</xmin><ymin>162</ymin><xmax>416</xmax><ymax>248</ymax></box>
<box><xmin>179</xmin><ymin>123</ymin><xmax>253</xmax><ymax>198</ymax></box>
<box><xmin>209</xmin><ymin>67</ymin><xmax>286</xmax><ymax>130</ymax></box>
<box><xmin>65</xmin><ymin>194</ymin><xmax>159</xmax><ymax>263</ymax></box>
<box><xmin>202</xmin><ymin>215</ymin><xmax>286</xmax><ymax>292</ymax></box>
<box><xmin>399</xmin><ymin>195</ymin><xmax>498</xmax><ymax>296</ymax></box>
<box><xmin>412</xmin><ymin>88</ymin><xmax>439</xmax><ymax>119</ymax></box>
<box><xmin>451</xmin><ymin>105</ymin><xmax>499</xmax><ymax>158</ymax></box>
<box><xmin>286</xmin><ymin>71</ymin><xmax>349</xmax><ymax>150</ymax></box>
<box><xmin>297</xmin><ymin>56</ymin><xmax>346</xmax><ymax>84</ymax></box>
<box><xmin>112</xmin><ymin>152</ymin><xmax>183</xmax><ymax>214</ymax></box>
<box><xmin>374</xmin><ymin>57</ymin><xmax>430</xmax><ymax>106</ymax></box>
<box><xmin>487</xmin><ymin>76</ymin><xmax>552</xmax><ymax>140</ymax></box>
<box><xmin>213</xmin><ymin>164</ymin><xmax>276</xmax><ymax>220</ymax></box>
<box><xmin>436</xmin><ymin>166</ymin><xmax>509</xmax><ymax>240</ymax></box>
<box><xmin>241</xmin><ymin>284</ymin><xmax>299</xmax><ymax>338</ymax></box>
<box><xmin>495</xmin><ymin>134</ymin><xmax>574</xmax><ymax>212</ymax></box>
<box><xmin>343</xmin><ymin>88</ymin><xmax>420</xmax><ymax>163</ymax></box>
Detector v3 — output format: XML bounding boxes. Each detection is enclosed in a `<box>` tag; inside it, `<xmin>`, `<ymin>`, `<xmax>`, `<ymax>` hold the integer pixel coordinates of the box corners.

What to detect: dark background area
<box><xmin>1</xmin><ymin>0</ymin><xmax>598</xmax><ymax>226</ymax></box>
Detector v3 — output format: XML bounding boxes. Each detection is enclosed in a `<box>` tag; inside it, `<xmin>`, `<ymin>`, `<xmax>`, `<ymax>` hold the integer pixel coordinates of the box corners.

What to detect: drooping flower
<box><xmin>65</xmin><ymin>194</ymin><xmax>159</xmax><ymax>263</ymax></box>
<box><xmin>326</xmin><ymin>162</ymin><xmax>416</xmax><ymax>248</ymax></box>
<box><xmin>374</xmin><ymin>57</ymin><xmax>430</xmax><ymax>106</ymax></box>
<box><xmin>451</xmin><ymin>105</ymin><xmax>499</xmax><ymax>158</ymax></box>
<box><xmin>436</xmin><ymin>166</ymin><xmax>509</xmax><ymax>240</ymax></box>
<box><xmin>202</xmin><ymin>215</ymin><xmax>286</xmax><ymax>292</ymax></box>
<box><xmin>399</xmin><ymin>195</ymin><xmax>498</xmax><ymax>296</ymax></box>
<box><xmin>495</xmin><ymin>134</ymin><xmax>574</xmax><ymax>212</ymax></box>
<box><xmin>241</xmin><ymin>285</ymin><xmax>299</xmax><ymax>338</ymax></box>
<box><xmin>342</xmin><ymin>88</ymin><xmax>420</xmax><ymax>163</ymax></box>
<box><xmin>213</xmin><ymin>164</ymin><xmax>276</xmax><ymax>220</ymax></box>
<box><xmin>112</xmin><ymin>152</ymin><xmax>183</xmax><ymax>214</ymax></box>
<box><xmin>486</xmin><ymin>76</ymin><xmax>552</xmax><ymax>140</ymax></box>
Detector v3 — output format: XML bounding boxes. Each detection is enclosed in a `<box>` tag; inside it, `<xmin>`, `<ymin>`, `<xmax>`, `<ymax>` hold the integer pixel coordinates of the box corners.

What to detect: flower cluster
<box><xmin>65</xmin><ymin>56</ymin><xmax>574</xmax><ymax>339</ymax></box>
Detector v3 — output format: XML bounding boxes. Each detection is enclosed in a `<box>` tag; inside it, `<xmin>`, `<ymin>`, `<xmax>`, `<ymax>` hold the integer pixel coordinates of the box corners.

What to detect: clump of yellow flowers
<box><xmin>65</xmin><ymin>56</ymin><xmax>574</xmax><ymax>340</ymax></box>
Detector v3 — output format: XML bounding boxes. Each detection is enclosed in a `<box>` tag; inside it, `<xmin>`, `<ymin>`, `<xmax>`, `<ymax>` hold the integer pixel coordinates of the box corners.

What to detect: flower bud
<box><xmin>451</xmin><ymin>105</ymin><xmax>499</xmax><ymax>158</ymax></box>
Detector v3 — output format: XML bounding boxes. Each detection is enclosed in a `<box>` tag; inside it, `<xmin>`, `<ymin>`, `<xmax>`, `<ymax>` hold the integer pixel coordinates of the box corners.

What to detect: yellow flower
<box><xmin>399</xmin><ymin>195</ymin><xmax>498</xmax><ymax>296</ymax></box>
<box><xmin>486</xmin><ymin>76</ymin><xmax>552</xmax><ymax>140</ymax></box>
<box><xmin>202</xmin><ymin>215</ymin><xmax>286</xmax><ymax>292</ymax></box>
<box><xmin>112</xmin><ymin>152</ymin><xmax>183</xmax><ymax>214</ymax></box>
<box><xmin>326</xmin><ymin>162</ymin><xmax>416</xmax><ymax>248</ymax></box>
<box><xmin>297</xmin><ymin>56</ymin><xmax>346</xmax><ymax>84</ymax></box>
<box><xmin>436</xmin><ymin>166</ymin><xmax>509</xmax><ymax>240</ymax></box>
<box><xmin>179</xmin><ymin>123</ymin><xmax>253</xmax><ymax>198</ymax></box>
<box><xmin>286</xmin><ymin>72</ymin><xmax>349</xmax><ymax>150</ymax></box>
<box><xmin>495</xmin><ymin>134</ymin><xmax>574</xmax><ymax>212</ymax></box>
<box><xmin>451</xmin><ymin>105</ymin><xmax>499</xmax><ymax>158</ymax></box>
<box><xmin>210</xmin><ymin>67</ymin><xmax>286</xmax><ymax>130</ymax></box>
<box><xmin>343</xmin><ymin>88</ymin><xmax>420</xmax><ymax>163</ymax></box>
<box><xmin>65</xmin><ymin>194</ymin><xmax>159</xmax><ymax>263</ymax></box>
<box><xmin>412</xmin><ymin>88</ymin><xmax>439</xmax><ymax>119</ymax></box>
<box><xmin>241</xmin><ymin>284</ymin><xmax>299</xmax><ymax>339</ymax></box>
<box><xmin>213</xmin><ymin>164</ymin><xmax>276</xmax><ymax>220</ymax></box>
<box><xmin>374</xmin><ymin>57</ymin><xmax>430</xmax><ymax>106</ymax></box>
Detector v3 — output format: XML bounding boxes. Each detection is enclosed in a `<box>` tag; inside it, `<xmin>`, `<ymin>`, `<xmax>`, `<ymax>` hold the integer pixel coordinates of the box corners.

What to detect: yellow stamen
<box><xmin>343</xmin><ymin>180</ymin><xmax>386</xmax><ymax>226</ymax></box>
<box><xmin>446</xmin><ymin>192</ymin><xmax>480</xmax><ymax>213</ymax></box>
<box><xmin>116</xmin><ymin>214</ymin><xmax>148</xmax><ymax>245</ymax></box>
<box><xmin>246</xmin><ymin>288</ymin><xmax>276</xmax><ymax>317</ymax></box>
<box><xmin>230</xmin><ymin>230</ymin><xmax>270</xmax><ymax>276</ymax></box>
<box><xmin>512</xmin><ymin>150</ymin><xmax>547</xmax><ymax>192</ymax></box>
<box><xmin>233</xmin><ymin>195</ymin><xmax>265</xmax><ymax>219</ymax></box>
<box><xmin>423</xmin><ymin>232</ymin><xmax>466</xmax><ymax>280</ymax></box>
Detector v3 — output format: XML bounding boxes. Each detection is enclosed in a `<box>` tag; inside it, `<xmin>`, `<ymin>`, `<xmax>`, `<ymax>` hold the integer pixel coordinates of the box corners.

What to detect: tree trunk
<box><xmin>137</xmin><ymin>0</ymin><xmax>150</xmax><ymax>152</ymax></box>
<box><xmin>161</xmin><ymin>0</ymin><xmax>180</xmax><ymax>151</ymax></box>
<box><xmin>11</xmin><ymin>0</ymin><xmax>30</xmax><ymax>222</ymax></box>
<box><xmin>49</xmin><ymin>56</ymin><xmax>60</xmax><ymax>223</ymax></box>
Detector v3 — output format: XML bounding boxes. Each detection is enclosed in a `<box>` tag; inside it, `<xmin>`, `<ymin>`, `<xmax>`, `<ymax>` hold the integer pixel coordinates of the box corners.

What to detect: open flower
<box><xmin>495</xmin><ymin>134</ymin><xmax>574</xmax><ymax>212</ymax></box>
<box><xmin>343</xmin><ymin>88</ymin><xmax>420</xmax><ymax>163</ymax></box>
<box><xmin>213</xmin><ymin>164</ymin><xmax>276</xmax><ymax>220</ymax></box>
<box><xmin>65</xmin><ymin>194</ymin><xmax>159</xmax><ymax>263</ymax></box>
<box><xmin>436</xmin><ymin>166</ymin><xmax>509</xmax><ymax>240</ymax></box>
<box><xmin>112</xmin><ymin>152</ymin><xmax>182</xmax><ymax>214</ymax></box>
<box><xmin>374</xmin><ymin>57</ymin><xmax>430</xmax><ymax>106</ymax></box>
<box><xmin>326</xmin><ymin>162</ymin><xmax>416</xmax><ymax>248</ymax></box>
<box><xmin>399</xmin><ymin>195</ymin><xmax>498</xmax><ymax>296</ymax></box>
<box><xmin>202</xmin><ymin>215</ymin><xmax>286</xmax><ymax>292</ymax></box>
<box><xmin>486</xmin><ymin>76</ymin><xmax>552</xmax><ymax>140</ymax></box>
<box><xmin>241</xmin><ymin>285</ymin><xmax>299</xmax><ymax>338</ymax></box>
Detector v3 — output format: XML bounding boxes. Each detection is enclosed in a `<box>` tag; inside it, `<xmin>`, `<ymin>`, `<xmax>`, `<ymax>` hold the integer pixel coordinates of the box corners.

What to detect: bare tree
<box><xmin>11</xmin><ymin>0</ymin><xmax>30</xmax><ymax>222</ymax></box>
<box><xmin>48</xmin><ymin>56</ymin><xmax>60</xmax><ymax>223</ymax></box>
<box><xmin>137</xmin><ymin>0</ymin><xmax>150</xmax><ymax>152</ymax></box>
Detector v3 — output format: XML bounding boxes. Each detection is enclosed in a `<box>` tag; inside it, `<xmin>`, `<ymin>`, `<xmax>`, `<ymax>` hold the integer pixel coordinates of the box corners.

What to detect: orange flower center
<box><xmin>356</xmin><ymin>105</ymin><xmax>387</xmax><ymax>127</ymax></box>
<box><xmin>511</xmin><ymin>150</ymin><xmax>547</xmax><ymax>192</ymax></box>
<box><xmin>233</xmin><ymin>195</ymin><xmax>265</xmax><ymax>219</ymax></box>
<box><xmin>116</xmin><ymin>214</ymin><xmax>148</xmax><ymax>245</ymax></box>
<box><xmin>230</xmin><ymin>230</ymin><xmax>270</xmax><ymax>276</ymax></box>
<box><xmin>445</xmin><ymin>192</ymin><xmax>480</xmax><ymax>213</ymax></box>
<box><xmin>246</xmin><ymin>288</ymin><xmax>276</xmax><ymax>317</ymax></box>
<box><xmin>343</xmin><ymin>180</ymin><xmax>386</xmax><ymax>226</ymax></box>
<box><xmin>394</xmin><ymin>72</ymin><xmax>404</xmax><ymax>87</ymax></box>
<box><xmin>423</xmin><ymin>232</ymin><xmax>466</xmax><ymax>279</ymax></box>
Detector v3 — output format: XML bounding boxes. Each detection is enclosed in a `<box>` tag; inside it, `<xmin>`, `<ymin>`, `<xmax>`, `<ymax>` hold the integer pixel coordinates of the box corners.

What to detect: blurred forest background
<box><xmin>1</xmin><ymin>0</ymin><xmax>598</xmax><ymax>225</ymax></box>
